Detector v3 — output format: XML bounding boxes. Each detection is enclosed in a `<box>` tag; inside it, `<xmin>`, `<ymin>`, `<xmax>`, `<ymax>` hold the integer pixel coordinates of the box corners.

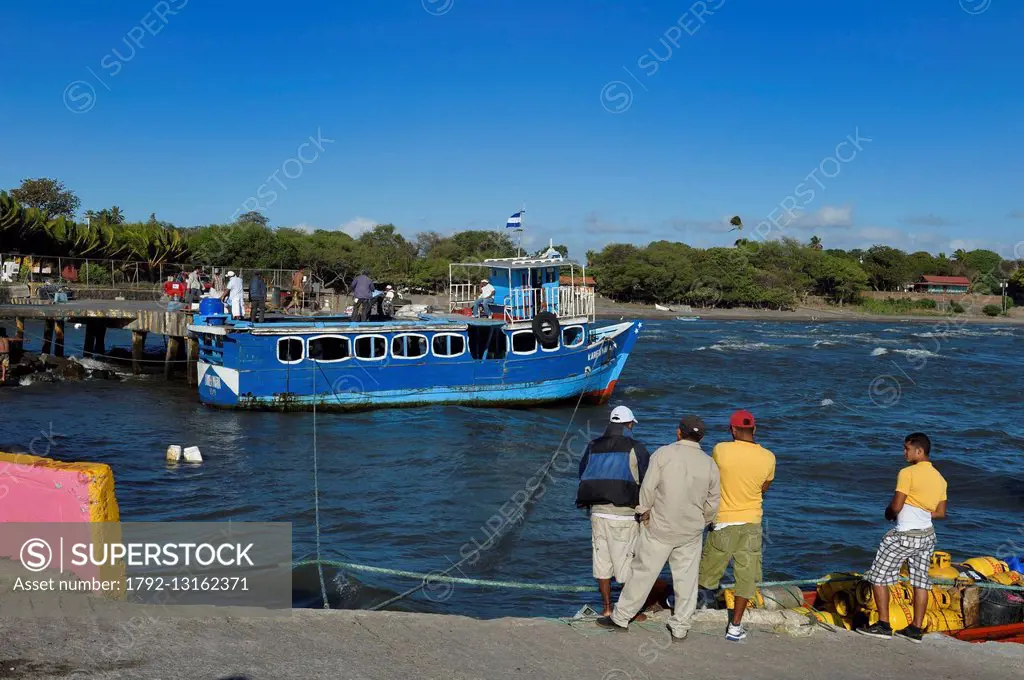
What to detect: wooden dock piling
<box><xmin>186</xmin><ymin>336</ymin><xmax>198</xmax><ymax>386</ymax></box>
<box><xmin>132</xmin><ymin>330</ymin><xmax>147</xmax><ymax>375</ymax></box>
<box><xmin>53</xmin><ymin>320</ymin><xmax>65</xmax><ymax>358</ymax></box>
<box><xmin>41</xmin><ymin>320</ymin><xmax>54</xmax><ymax>355</ymax></box>
<box><xmin>164</xmin><ymin>336</ymin><xmax>181</xmax><ymax>380</ymax></box>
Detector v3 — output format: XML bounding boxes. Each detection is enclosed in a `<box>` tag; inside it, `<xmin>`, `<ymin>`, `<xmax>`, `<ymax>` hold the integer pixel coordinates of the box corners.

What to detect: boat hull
<box><xmin>193</xmin><ymin>320</ymin><xmax>640</xmax><ymax>411</ymax></box>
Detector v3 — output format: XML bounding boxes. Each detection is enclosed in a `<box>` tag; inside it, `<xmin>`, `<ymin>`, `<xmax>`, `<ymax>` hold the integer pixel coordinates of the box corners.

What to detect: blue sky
<box><xmin>2</xmin><ymin>0</ymin><xmax>1023</xmax><ymax>260</ymax></box>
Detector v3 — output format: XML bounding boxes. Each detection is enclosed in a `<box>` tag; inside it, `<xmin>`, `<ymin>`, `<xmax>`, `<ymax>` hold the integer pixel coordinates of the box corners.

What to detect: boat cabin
<box><xmin>448</xmin><ymin>251</ymin><xmax>595</xmax><ymax>326</ymax></box>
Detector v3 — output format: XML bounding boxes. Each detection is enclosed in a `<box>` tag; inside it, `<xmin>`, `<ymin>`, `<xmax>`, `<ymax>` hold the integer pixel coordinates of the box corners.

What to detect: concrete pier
<box><xmin>0</xmin><ymin>600</ymin><xmax>1019</xmax><ymax>680</ymax></box>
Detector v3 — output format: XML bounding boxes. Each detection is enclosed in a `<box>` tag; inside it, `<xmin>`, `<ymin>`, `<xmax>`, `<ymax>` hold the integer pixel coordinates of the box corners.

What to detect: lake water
<box><xmin>1</xmin><ymin>317</ymin><xmax>1022</xmax><ymax>618</ymax></box>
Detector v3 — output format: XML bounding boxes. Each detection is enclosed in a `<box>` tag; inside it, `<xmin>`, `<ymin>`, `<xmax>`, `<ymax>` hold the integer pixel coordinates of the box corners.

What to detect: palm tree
<box><xmin>953</xmin><ymin>248</ymin><xmax>967</xmax><ymax>262</ymax></box>
<box><xmin>734</xmin><ymin>238</ymin><xmax>749</xmax><ymax>247</ymax></box>
<box><xmin>108</xmin><ymin>206</ymin><xmax>125</xmax><ymax>225</ymax></box>
<box><xmin>728</xmin><ymin>215</ymin><xmax>743</xmax><ymax>232</ymax></box>
<box><xmin>84</xmin><ymin>209</ymin><xmax>98</xmax><ymax>226</ymax></box>
<box><xmin>810</xmin><ymin>235</ymin><xmax>823</xmax><ymax>250</ymax></box>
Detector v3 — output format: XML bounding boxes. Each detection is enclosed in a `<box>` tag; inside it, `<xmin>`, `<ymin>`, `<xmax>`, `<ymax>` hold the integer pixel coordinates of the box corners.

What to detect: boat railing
<box><xmin>449</xmin><ymin>283</ymin><xmax>478</xmax><ymax>312</ymax></box>
<box><xmin>503</xmin><ymin>286</ymin><xmax>595</xmax><ymax>323</ymax></box>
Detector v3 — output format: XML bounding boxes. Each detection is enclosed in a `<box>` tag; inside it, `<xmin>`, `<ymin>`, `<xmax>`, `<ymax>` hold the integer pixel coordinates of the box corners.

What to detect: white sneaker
<box><xmin>725</xmin><ymin>623</ymin><xmax>747</xmax><ymax>642</ymax></box>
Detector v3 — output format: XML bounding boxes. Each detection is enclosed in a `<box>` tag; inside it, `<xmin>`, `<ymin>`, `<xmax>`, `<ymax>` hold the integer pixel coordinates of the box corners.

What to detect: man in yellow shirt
<box><xmin>859</xmin><ymin>432</ymin><xmax>947</xmax><ymax>643</ymax></box>
<box><xmin>697</xmin><ymin>409</ymin><xmax>775</xmax><ymax>642</ymax></box>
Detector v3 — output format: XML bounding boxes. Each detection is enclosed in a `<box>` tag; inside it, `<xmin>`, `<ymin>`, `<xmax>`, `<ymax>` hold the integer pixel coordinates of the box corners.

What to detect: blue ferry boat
<box><xmin>186</xmin><ymin>252</ymin><xmax>641</xmax><ymax>410</ymax></box>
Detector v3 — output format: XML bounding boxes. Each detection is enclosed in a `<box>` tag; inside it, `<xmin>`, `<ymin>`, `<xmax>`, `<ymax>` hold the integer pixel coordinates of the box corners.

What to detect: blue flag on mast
<box><xmin>505</xmin><ymin>211</ymin><xmax>523</xmax><ymax>229</ymax></box>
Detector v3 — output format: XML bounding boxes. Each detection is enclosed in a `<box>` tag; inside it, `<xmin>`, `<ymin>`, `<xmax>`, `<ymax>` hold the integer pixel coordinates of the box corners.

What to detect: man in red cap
<box><xmin>697</xmin><ymin>409</ymin><xmax>776</xmax><ymax>642</ymax></box>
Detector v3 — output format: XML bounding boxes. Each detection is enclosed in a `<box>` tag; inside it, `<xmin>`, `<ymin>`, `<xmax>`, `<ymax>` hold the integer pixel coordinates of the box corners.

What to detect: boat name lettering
<box><xmin>587</xmin><ymin>343</ymin><xmax>611</xmax><ymax>361</ymax></box>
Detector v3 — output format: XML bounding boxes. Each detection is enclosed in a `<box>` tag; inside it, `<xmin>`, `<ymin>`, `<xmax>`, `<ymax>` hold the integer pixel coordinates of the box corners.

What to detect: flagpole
<box><xmin>517</xmin><ymin>203</ymin><xmax>525</xmax><ymax>257</ymax></box>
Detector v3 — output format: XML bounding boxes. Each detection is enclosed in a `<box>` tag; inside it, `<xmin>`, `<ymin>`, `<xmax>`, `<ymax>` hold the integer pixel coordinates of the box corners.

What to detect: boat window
<box><xmin>277</xmin><ymin>337</ymin><xmax>304</xmax><ymax>364</ymax></box>
<box><xmin>432</xmin><ymin>333</ymin><xmax>466</xmax><ymax>357</ymax></box>
<box><xmin>309</xmin><ymin>335</ymin><xmax>351</xmax><ymax>362</ymax></box>
<box><xmin>354</xmin><ymin>335</ymin><xmax>387</xmax><ymax>360</ymax></box>
<box><xmin>511</xmin><ymin>330</ymin><xmax>537</xmax><ymax>355</ymax></box>
<box><xmin>562</xmin><ymin>326</ymin><xmax>585</xmax><ymax>347</ymax></box>
<box><xmin>392</xmin><ymin>334</ymin><xmax>428</xmax><ymax>359</ymax></box>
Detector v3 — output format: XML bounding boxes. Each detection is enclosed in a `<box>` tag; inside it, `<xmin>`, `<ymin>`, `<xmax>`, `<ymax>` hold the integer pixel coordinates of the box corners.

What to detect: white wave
<box><xmin>812</xmin><ymin>340</ymin><xmax>842</xmax><ymax>348</ymax></box>
<box><xmin>893</xmin><ymin>348</ymin><xmax>940</xmax><ymax>359</ymax></box>
<box><xmin>696</xmin><ymin>340</ymin><xmax>774</xmax><ymax>353</ymax></box>
<box><xmin>870</xmin><ymin>347</ymin><xmax>889</xmax><ymax>356</ymax></box>
<box><xmin>18</xmin><ymin>376</ymin><xmax>33</xmax><ymax>386</ymax></box>
<box><xmin>623</xmin><ymin>386</ymin><xmax>644</xmax><ymax>394</ymax></box>
<box><xmin>819</xmin><ymin>398</ymin><xmax>835</xmax><ymax>406</ymax></box>
<box><xmin>914</xmin><ymin>329</ymin><xmax>1014</xmax><ymax>339</ymax></box>
<box><xmin>77</xmin><ymin>356</ymin><xmax>120</xmax><ymax>371</ymax></box>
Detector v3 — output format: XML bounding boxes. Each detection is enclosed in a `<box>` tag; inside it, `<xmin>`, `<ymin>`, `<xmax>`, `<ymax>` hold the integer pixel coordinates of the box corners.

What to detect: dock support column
<box><xmin>186</xmin><ymin>337</ymin><xmax>198</xmax><ymax>386</ymax></box>
<box><xmin>165</xmin><ymin>336</ymin><xmax>181</xmax><ymax>380</ymax></box>
<box><xmin>83</xmin><ymin>322</ymin><xmax>96</xmax><ymax>358</ymax></box>
<box><xmin>53</xmin><ymin>320</ymin><xmax>65</xmax><ymax>358</ymax></box>
<box><xmin>14</xmin><ymin>317</ymin><xmax>24</xmax><ymax>362</ymax></box>
<box><xmin>94</xmin><ymin>325</ymin><xmax>106</xmax><ymax>358</ymax></box>
<box><xmin>41</xmin><ymin>320</ymin><xmax>54</xmax><ymax>356</ymax></box>
<box><xmin>132</xmin><ymin>331</ymin><xmax>147</xmax><ymax>375</ymax></box>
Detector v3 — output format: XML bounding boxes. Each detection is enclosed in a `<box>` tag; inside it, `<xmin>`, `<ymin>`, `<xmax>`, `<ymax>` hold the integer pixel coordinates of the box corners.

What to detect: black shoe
<box><xmin>895</xmin><ymin>625</ymin><xmax>924</xmax><ymax>643</ymax></box>
<box><xmin>595</xmin><ymin>616</ymin><xmax>628</xmax><ymax>632</ymax></box>
<box><xmin>857</xmin><ymin>621</ymin><xmax>893</xmax><ymax>639</ymax></box>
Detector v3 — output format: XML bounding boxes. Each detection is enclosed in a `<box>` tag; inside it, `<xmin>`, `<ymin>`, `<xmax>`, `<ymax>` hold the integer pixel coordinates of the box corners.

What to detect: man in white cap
<box><xmin>577</xmin><ymin>406</ymin><xmax>669</xmax><ymax>618</ymax></box>
<box><xmin>597</xmin><ymin>414</ymin><xmax>720</xmax><ymax>641</ymax></box>
<box><xmin>471</xmin><ymin>278</ymin><xmax>495</xmax><ymax>318</ymax></box>
<box><xmin>221</xmin><ymin>270</ymin><xmax>245</xmax><ymax>319</ymax></box>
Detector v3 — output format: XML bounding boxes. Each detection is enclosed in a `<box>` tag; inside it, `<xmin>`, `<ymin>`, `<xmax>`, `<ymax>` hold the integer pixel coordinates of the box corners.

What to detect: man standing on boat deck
<box><xmin>222</xmin><ymin>270</ymin><xmax>245</xmax><ymax>319</ymax></box>
<box><xmin>696</xmin><ymin>409</ymin><xmax>775</xmax><ymax>642</ymax></box>
<box><xmin>249</xmin><ymin>271</ymin><xmax>267</xmax><ymax>323</ymax></box>
<box><xmin>471</xmin><ymin>278</ymin><xmax>495</xmax><ymax>318</ymax></box>
<box><xmin>351</xmin><ymin>269</ymin><xmax>375</xmax><ymax>322</ymax></box>
<box><xmin>578</xmin><ymin>406</ymin><xmax>669</xmax><ymax>618</ymax></box>
<box><xmin>598</xmin><ymin>415</ymin><xmax>720</xmax><ymax>641</ymax></box>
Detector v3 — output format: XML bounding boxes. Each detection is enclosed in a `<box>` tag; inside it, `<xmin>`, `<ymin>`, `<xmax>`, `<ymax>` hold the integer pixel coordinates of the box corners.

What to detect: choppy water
<box><xmin>2</xmin><ymin>318</ymin><xmax>1022</xmax><ymax>618</ymax></box>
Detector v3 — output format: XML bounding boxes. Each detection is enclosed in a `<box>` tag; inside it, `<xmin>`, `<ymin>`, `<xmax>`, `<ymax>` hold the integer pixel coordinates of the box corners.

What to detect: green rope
<box><xmin>292</xmin><ymin>559</ymin><xmax>1024</xmax><ymax>594</ymax></box>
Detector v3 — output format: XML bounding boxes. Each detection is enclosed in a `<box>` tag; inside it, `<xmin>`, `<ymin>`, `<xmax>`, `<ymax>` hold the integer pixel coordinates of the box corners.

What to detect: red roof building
<box><xmin>906</xmin><ymin>275</ymin><xmax>970</xmax><ymax>294</ymax></box>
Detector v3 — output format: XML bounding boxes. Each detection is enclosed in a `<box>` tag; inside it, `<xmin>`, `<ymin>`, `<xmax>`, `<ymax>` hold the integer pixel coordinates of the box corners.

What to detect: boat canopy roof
<box><xmin>451</xmin><ymin>254</ymin><xmax>581</xmax><ymax>270</ymax></box>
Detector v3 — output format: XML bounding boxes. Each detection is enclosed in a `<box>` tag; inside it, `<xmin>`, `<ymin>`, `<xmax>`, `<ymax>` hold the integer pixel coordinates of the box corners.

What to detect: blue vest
<box><xmin>576</xmin><ymin>424</ymin><xmax>649</xmax><ymax>508</ymax></box>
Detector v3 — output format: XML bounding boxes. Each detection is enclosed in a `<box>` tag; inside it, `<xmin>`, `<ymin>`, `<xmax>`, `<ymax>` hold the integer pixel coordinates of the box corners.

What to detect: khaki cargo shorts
<box><xmin>591</xmin><ymin>514</ymin><xmax>639</xmax><ymax>583</ymax></box>
<box><xmin>698</xmin><ymin>523</ymin><xmax>763</xmax><ymax>600</ymax></box>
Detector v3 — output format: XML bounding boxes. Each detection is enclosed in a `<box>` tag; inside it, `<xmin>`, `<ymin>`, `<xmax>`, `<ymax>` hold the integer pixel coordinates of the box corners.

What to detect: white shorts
<box><xmin>591</xmin><ymin>514</ymin><xmax>639</xmax><ymax>583</ymax></box>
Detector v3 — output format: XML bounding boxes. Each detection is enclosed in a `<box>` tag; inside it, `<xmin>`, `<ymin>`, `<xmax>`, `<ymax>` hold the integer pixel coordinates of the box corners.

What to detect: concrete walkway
<box><xmin>0</xmin><ymin>603</ymin><xmax>1021</xmax><ymax>680</ymax></box>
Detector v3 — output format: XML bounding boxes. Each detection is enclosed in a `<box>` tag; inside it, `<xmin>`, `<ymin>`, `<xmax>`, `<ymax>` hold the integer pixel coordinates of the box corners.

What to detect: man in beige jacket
<box><xmin>597</xmin><ymin>415</ymin><xmax>720</xmax><ymax>640</ymax></box>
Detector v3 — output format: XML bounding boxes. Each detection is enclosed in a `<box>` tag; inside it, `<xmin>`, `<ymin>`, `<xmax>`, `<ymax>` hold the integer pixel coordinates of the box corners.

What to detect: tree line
<box><xmin>2</xmin><ymin>177</ymin><xmax>1021</xmax><ymax>306</ymax></box>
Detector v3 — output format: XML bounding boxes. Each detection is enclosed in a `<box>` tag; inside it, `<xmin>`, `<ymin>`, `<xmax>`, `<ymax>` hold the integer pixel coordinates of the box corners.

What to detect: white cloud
<box><xmin>789</xmin><ymin>205</ymin><xmax>854</xmax><ymax>230</ymax></box>
<box><xmin>338</xmin><ymin>217</ymin><xmax>378</xmax><ymax>237</ymax></box>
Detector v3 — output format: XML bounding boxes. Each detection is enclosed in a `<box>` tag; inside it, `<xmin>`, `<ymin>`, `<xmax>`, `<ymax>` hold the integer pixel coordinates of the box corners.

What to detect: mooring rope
<box><xmin>289</xmin><ymin>559</ymin><xmax>1024</xmax><ymax>595</ymax></box>
<box><xmin>311</xmin><ymin>363</ymin><xmax>330</xmax><ymax>609</ymax></box>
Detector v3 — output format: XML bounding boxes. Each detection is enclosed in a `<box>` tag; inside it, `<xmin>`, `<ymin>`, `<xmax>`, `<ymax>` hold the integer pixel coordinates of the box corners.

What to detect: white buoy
<box><xmin>166</xmin><ymin>445</ymin><xmax>182</xmax><ymax>463</ymax></box>
<box><xmin>183</xmin><ymin>446</ymin><xmax>203</xmax><ymax>463</ymax></box>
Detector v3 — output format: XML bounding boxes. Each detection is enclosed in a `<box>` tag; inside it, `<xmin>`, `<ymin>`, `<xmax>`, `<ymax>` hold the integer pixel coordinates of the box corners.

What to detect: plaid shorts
<box><xmin>865</xmin><ymin>528</ymin><xmax>937</xmax><ymax>589</ymax></box>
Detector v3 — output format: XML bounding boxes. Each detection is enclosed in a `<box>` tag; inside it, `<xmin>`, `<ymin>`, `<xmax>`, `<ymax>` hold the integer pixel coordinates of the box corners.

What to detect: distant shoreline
<box><xmin>403</xmin><ymin>294</ymin><xmax>1022</xmax><ymax>325</ymax></box>
<box><xmin>591</xmin><ymin>301</ymin><xmax>1024</xmax><ymax>325</ymax></box>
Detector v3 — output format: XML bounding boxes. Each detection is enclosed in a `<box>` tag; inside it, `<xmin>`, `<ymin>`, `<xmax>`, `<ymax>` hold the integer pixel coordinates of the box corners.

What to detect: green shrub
<box><xmin>78</xmin><ymin>262</ymin><xmax>111</xmax><ymax>285</ymax></box>
<box><xmin>982</xmin><ymin>304</ymin><xmax>1001</xmax><ymax>317</ymax></box>
<box><xmin>914</xmin><ymin>298</ymin><xmax>937</xmax><ymax>309</ymax></box>
<box><xmin>950</xmin><ymin>301</ymin><xmax>965</xmax><ymax>314</ymax></box>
